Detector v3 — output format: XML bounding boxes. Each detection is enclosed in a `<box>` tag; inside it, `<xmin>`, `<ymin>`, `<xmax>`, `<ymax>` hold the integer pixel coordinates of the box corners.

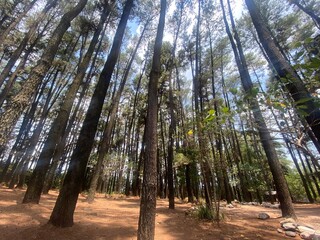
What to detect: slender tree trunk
<box><xmin>137</xmin><ymin>0</ymin><xmax>166</xmax><ymax>238</ymax></box>
<box><xmin>222</xmin><ymin>0</ymin><xmax>296</xmax><ymax>218</ymax></box>
<box><xmin>49</xmin><ymin>0</ymin><xmax>133</xmax><ymax>227</ymax></box>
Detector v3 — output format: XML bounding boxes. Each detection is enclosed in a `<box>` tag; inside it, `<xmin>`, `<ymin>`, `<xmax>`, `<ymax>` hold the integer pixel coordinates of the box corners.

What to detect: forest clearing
<box><xmin>0</xmin><ymin>186</ymin><xmax>320</xmax><ymax>240</ymax></box>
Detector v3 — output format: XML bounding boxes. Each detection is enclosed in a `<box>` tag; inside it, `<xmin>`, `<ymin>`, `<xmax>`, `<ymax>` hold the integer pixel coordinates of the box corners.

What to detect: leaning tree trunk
<box><xmin>245</xmin><ymin>0</ymin><xmax>320</xmax><ymax>149</ymax></box>
<box><xmin>137</xmin><ymin>0</ymin><xmax>166</xmax><ymax>239</ymax></box>
<box><xmin>22</xmin><ymin>2</ymin><xmax>110</xmax><ymax>204</ymax></box>
<box><xmin>0</xmin><ymin>0</ymin><xmax>88</xmax><ymax>153</ymax></box>
<box><xmin>221</xmin><ymin>0</ymin><xmax>296</xmax><ymax>218</ymax></box>
<box><xmin>48</xmin><ymin>0</ymin><xmax>133</xmax><ymax>227</ymax></box>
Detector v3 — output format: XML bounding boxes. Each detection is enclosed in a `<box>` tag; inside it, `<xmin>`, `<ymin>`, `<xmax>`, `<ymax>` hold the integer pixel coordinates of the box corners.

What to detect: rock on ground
<box><xmin>258</xmin><ymin>212</ymin><xmax>270</xmax><ymax>220</ymax></box>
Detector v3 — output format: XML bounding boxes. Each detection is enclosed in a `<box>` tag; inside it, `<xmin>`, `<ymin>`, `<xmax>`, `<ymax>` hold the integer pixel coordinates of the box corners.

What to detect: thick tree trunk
<box><xmin>0</xmin><ymin>0</ymin><xmax>88</xmax><ymax>152</ymax></box>
<box><xmin>48</xmin><ymin>0</ymin><xmax>133</xmax><ymax>227</ymax></box>
<box><xmin>137</xmin><ymin>0</ymin><xmax>166</xmax><ymax>238</ymax></box>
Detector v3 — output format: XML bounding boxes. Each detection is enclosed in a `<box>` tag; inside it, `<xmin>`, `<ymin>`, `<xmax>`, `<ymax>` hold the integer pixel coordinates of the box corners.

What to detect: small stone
<box><xmin>227</xmin><ymin>204</ymin><xmax>234</xmax><ymax>208</ymax></box>
<box><xmin>285</xmin><ymin>231</ymin><xmax>296</xmax><ymax>237</ymax></box>
<box><xmin>277</xmin><ymin>228</ymin><xmax>284</xmax><ymax>233</ymax></box>
<box><xmin>258</xmin><ymin>212</ymin><xmax>270</xmax><ymax>220</ymax></box>
<box><xmin>283</xmin><ymin>222</ymin><xmax>297</xmax><ymax>231</ymax></box>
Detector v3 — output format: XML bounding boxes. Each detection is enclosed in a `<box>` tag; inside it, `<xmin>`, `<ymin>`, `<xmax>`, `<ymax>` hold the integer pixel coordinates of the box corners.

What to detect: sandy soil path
<box><xmin>0</xmin><ymin>187</ymin><xmax>319</xmax><ymax>240</ymax></box>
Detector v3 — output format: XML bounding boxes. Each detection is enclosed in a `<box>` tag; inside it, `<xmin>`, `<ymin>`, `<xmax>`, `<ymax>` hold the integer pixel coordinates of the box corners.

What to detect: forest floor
<box><xmin>0</xmin><ymin>186</ymin><xmax>319</xmax><ymax>240</ymax></box>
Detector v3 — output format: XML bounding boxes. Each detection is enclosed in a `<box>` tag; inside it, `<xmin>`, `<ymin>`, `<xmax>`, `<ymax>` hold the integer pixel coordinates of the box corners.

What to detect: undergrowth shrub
<box><xmin>197</xmin><ymin>204</ymin><xmax>214</xmax><ymax>220</ymax></box>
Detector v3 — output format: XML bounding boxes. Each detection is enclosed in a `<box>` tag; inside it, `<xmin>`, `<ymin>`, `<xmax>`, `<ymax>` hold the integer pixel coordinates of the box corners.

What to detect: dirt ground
<box><xmin>0</xmin><ymin>186</ymin><xmax>319</xmax><ymax>240</ymax></box>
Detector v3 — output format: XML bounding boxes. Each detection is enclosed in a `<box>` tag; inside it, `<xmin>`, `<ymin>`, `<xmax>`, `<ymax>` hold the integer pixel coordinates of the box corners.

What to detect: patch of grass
<box><xmin>194</xmin><ymin>203</ymin><xmax>225</xmax><ymax>221</ymax></box>
<box><xmin>196</xmin><ymin>204</ymin><xmax>214</xmax><ymax>220</ymax></box>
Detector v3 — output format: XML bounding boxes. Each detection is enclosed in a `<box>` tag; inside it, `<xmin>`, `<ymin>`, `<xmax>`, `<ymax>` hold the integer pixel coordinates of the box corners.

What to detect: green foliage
<box><xmin>196</xmin><ymin>204</ymin><xmax>214</xmax><ymax>220</ymax></box>
<box><xmin>285</xmin><ymin>171</ymin><xmax>307</xmax><ymax>202</ymax></box>
<box><xmin>194</xmin><ymin>203</ymin><xmax>224</xmax><ymax>221</ymax></box>
<box><xmin>174</xmin><ymin>152</ymin><xmax>190</xmax><ymax>167</ymax></box>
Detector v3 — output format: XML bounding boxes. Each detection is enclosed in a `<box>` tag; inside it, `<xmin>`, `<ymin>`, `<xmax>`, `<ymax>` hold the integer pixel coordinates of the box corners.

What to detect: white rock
<box><xmin>283</xmin><ymin>222</ymin><xmax>297</xmax><ymax>231</ymax></box>
<box><xmin>270</xmin><ymin>204</ymin><xmax>280</xmax><ymax>209</ymax></box>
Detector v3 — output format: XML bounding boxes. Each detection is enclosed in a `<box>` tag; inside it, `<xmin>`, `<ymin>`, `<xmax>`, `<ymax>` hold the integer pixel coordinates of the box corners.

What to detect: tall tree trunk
<box><xmin>137</xmin><ymin>0</ymin><xmax>166</xmax><ymax>238</ymax></box>
<box><xmin>245</xmin><ymin>0</ymin><xmax>320</xmax><ymax>148</ymax></box>
<box><xmin>193</xmin><ymin>0</ymin><xmax>213</xmax><ymax>209</ymax></box>
<box><xmin>22</xmin><ymin>4</ymin><xmax>111</xmax><ymax>204</ymax></box>
<box><xmin>49</xmin><ymin>0</ymin><xmax>133</xmax><ymax>227</ymax></box>
<box><xmin>221</xmin><ymin>0</ymin><xmax>296</xmax><ymax>218</ymax></box>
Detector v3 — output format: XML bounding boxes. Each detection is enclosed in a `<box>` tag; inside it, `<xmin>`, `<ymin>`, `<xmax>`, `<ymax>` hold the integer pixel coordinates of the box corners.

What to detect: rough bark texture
<box><xmin>245</xmin><ymin>0</ymin><xmax>320</xmax><ymax>147</ymax></box>
<box><xmin>22</xmin><ymin>2</ymin><xmax>110</xmax><ymax>204</ymax></box>
<box><xmin>222</xmin><ymin>0</ymin><xmax>296</xmax><ymax>218</ymax></box>
<box><xmin>0</xmin><ymin>0</ymin><xmax>88</xmax><ymax>152</ymax></box>
<box><xmin>137</xmin><ymin>0</ymin><xmax>166</xmax><ymax>239</ymax></box>
<box><xmin>49</xmin><ymin>0</ymin><xmax>133</xmax><ymax>227</ymax></box>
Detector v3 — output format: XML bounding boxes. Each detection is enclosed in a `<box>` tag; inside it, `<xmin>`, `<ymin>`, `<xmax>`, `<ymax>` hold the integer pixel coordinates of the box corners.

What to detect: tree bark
<box><xmin>137</xmin><ymin>0</ymin><xmax>166</xmax><ymax>238</ymax></box>
<box><xmin>48</xmin><ymin>0</ymin><xmax>133</xmax><ymax>227</ymax></box>
<box><xmin>22</xmin><ymin>4</ymin><xmax>111</xmax><ymax>204</ymax></box>
<box><xmin>222</xmin><ymin>0</ymin><xmax>296</xmax><ymax>218</ymax></box>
